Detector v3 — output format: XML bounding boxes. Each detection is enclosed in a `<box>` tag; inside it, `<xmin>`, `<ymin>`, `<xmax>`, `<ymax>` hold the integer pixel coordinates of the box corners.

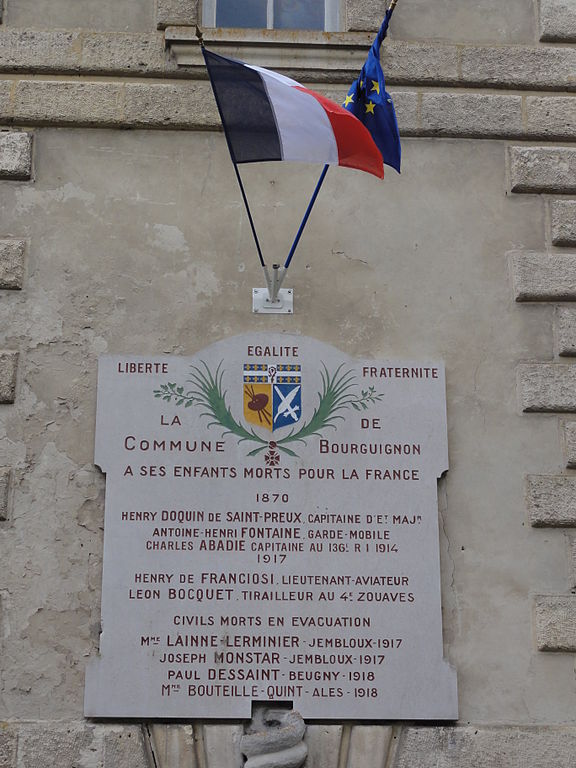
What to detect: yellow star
<box><xmin>344</xmin><ymin>94</ymin><xmax>354</xmax><ymax>107</ymax></box>
<box><xmin>371</xmin><ymin>80</ymin><xmax>380</xmax><ymax>95</ymax></box>
<box><xmin>365</xmin><ymin>101</ymin><xmax>376</xmax><ymax>115</ymax></box>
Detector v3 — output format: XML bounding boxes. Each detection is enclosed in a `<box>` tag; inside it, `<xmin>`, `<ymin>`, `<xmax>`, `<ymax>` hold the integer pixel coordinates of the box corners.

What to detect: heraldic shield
<box><xmin>243</xmin><ymin>364</ymin><xmax>301</xmax><ymax>432</ymax></box>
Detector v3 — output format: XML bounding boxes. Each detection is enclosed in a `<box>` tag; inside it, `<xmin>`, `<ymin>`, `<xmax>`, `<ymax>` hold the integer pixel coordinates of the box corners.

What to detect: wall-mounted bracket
<box><xmin>252</xmin><ymin>288</ymin><xmax>293</xmax><ymax>314</ymax></box>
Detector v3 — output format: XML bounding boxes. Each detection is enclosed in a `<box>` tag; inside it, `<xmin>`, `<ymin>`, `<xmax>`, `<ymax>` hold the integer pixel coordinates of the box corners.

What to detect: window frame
<box><xmin>202</xmin><ymin>0</ymin><xmax>340</xmax><ymax>32</ymax></box>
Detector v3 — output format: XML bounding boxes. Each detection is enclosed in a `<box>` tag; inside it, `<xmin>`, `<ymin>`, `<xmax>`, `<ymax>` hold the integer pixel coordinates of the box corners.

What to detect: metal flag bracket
<box><xmin>253</xmin><ymin>265</ymin><xmax>293</xmax><ymax>314</ymax></box>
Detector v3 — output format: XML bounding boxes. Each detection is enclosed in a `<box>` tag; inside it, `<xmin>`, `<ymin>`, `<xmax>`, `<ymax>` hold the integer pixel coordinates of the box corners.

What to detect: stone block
<box><xmin>17</xmin><ymin>723</ymin><xmax>98</xmax><ymax>768</ymax></box>
<box><xmin>103</xmin><ymin>727</ymin><xmax>150</xmax><ymax>768</ymax></box>
<box><xmin>509</xmin><ymin>146</ymin><xmax>576</xmax><ymax>194</ymax></box>
<box><xmin>348</xmin><ymin>725</ymin><xmax>393</xmax><ymax>768</ymax></box>
<box><xmin>13</xmin><ymin>81</ymin><xmax>122</xmax><ymax>126</ymax></box>
<box><xmin>420</xmin><ymin>92</ymin><xmax>523</xmax><ymax>138</ymax></box>
<box><xmin>519</xmin><ymin>365</ymin><xmax>576</xmax><ymax>413</ymax></box>
<box><xmin>7</xmin><ymin>0</ymin><xmax>153</xmax><ymax>33</ymax></box>
<box><xmin>461</xmin><ymin>45</ymin><xmax>576</xmax><ymax>91</ymax></box>
<box><xmin>534</xmin><ymin>595</ymin><xmax>576</xmax><ymax>651</ymax></box>
<box><xmin>556</xmin><ymin>308</ymin><xmax>576</xmax><ymax>356</ymax></box>
<box><xmin>0</xmin><ymin>132</ymin><xmax>32</xmax><ymax>180</ymax></box>
<box><xmin>305</xmin><ymin>725</ymin><xmax>343</xmax><ymax>768</ymax></box>
<box><xmin>394</xmin><ymin>726</ymin><xmax>576</xmax><ymax>767</ymax></box>
<box><xmin>0</xmin><ymin>29</ymin><xmax>80</xmax><ymax>72</ymax></box>
<box><xmin>388</xmin><ymin>90</ymin><xmax>418</xmax><ymax>135</ymax></box>
<box><xmin>346</xmin><ymin>0</ymin><xmax>387</xmax><ymax>31</ymax></box>
<box><xmin>0</xmin><ymin>468</ymin><xmax>11</xmax><ymax>521</ymax></box>
<box><xmin>509</xmin><ymin>251</ymin><xmax>576</xmax><ymax>301</ymax></box>
<box><xmin>552</xmin><ymin>200</ymin><xmax>576</xmax><ymax>247</ymax></box>
<box><xmin>540</xmin><ymin>0</ymin><xmax>576</xmax><ymax>42</ymax></box>
<box><xmin>157</xmin><ymin>0</ymin><xmax>198</xmax><ymax>29</ymax></box>
<box><xmin>0</xmin><ymin>240</ymin><xmax>25</xmax><ymax>290</ymax></box>
<box><xmin>384</xmin><ymin>42</ymin><xmax>459</xmax><ymax>85</ymax></box>
<box><xmin>123</xmin><ymin>81</ymin><xmax>218</xmax><ymax>128</ymax></box>
<box><xmin>526</xmin><ymin>475</ymin><xmax>576</xmax><ymax>526</ymax></box>
<box><xmin>149</xmin><ymin>724</ymin><xmax>199</xmax><ymax>768</ymax></box>
<box><xmin>0</xmin><ymin>725</ymin><xmax>17</xmax><ymax>768</ymax></box>
<box><xmin>563</xmin><ymin>422</ymin><xmax>576</xmax><ymax>467</ymax></box>
<box><xmin>82</xmin><ymin>32</ymin><xmax>172</xmax><ymax>76</ymax></box>
<box><xmin>204</xmin><ymin>725</ymin><xmax>243</xmax><ymax>768</ymax></box>
<box><xmin>0</xmin><ymin>351</ymin><xmax>18</xmax><ymax>404</ymax></box>
<box><xmin>526</xmin><ymin>96</ymin><xmax>576</xmax><ymax>140</ymax></box>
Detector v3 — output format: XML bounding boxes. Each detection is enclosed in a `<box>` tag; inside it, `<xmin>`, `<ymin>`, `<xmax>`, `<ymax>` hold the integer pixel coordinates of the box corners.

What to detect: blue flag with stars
<box><xmin>344</xmin><ymin>9</ymin><xmax>401</xmax><ymax>173</ymax></box>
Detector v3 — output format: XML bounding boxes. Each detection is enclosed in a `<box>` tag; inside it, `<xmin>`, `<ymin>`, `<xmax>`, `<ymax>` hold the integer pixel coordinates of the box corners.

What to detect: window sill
<box><xmin>165</xmin><ymin>27</ymin><xmax>375</xmax><ymax>82</ymax></box>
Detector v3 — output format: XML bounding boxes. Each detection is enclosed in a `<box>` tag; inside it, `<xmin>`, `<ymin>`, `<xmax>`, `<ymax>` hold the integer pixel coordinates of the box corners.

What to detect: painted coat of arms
<box><xmin>243</xmin><ymin>364</ymin><xmax>301</xmax><ymax>431</ymax></box>
<box><xmin>154</xmin><ymin>359</ymin><xmax>381</xmax><ymax>462</ymax></box>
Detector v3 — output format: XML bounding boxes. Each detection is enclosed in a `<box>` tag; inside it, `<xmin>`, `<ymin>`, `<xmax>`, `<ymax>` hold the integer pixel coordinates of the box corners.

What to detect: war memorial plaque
<box><xmin>85</xmin><ymin>334</ymin><xmax>457</xmax><ymax>719</ymax></box>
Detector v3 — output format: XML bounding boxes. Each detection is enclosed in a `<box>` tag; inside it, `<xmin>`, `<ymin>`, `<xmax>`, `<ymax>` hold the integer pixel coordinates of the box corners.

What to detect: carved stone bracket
<box><xmin>241</xmin><ymin>707</ymin><xmax>308</xmax><ymax>768</ymax></box>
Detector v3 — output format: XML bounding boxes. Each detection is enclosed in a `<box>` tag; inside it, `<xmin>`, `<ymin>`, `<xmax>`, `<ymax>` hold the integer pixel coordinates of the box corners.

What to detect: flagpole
<box><xmin>198</xmin><ymin>28</ymin><xmax>267</xmax><ymax>272</ymax></box>
<box><xmin>283</xmin><ymin>163</ymin><xmax>329</xmax><ymax>269</ymax></box>
<box><xmin>281</xmin><ymin>0</ymin><xmax>400</xmax><ymax>273</ymax></box>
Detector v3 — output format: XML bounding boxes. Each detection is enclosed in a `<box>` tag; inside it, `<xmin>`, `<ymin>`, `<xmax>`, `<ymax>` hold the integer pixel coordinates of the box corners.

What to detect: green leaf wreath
<box><xmin>154</xmin><ymin>361</ymin><xmax>383</xmax><ymax>457</ymax></box>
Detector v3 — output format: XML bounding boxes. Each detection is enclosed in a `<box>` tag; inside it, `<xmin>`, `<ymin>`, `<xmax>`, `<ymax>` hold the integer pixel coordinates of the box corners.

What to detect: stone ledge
<box><xmin>552</xmin><ymin>201</ymin><xmax>576</xmax><ymax>247</ymax></box>
<box><xmin>0</xmin><ymin>350</ymin><xmax>18</xmax><ymax>403</ymax></box>
<box><xmin>509</xmin><ymin>252</ymin><xmax>576</xmax><ymax>302</ymax></box>
<box><xmin>556</xmin><ymin>308</ymin><xmax>576</xmax><ymax>356</ymax></box>
<box><xmin>2</xmin><ymin>79</ymin><xmax>576</xmax><ymax>141</ymax></box>
<box><xmin>0</xmin><ymin>131</ymin><xmax>32</xmax><ymax>180</ymax></box>
<box><xmin>563</xmin><ymin>422</ymin><xmax>576</xmax><ymax>467</ymax></box>
<box><xmin>0</xmin><ymin>27</ymin><xmax>573</xmax><ymax>92</ymax></box>
<box><xmin>519</xmin><ymin>365</ymin><xmax>576</xmax><ymax>413</ymax></box>
<box><xmin>540</xmin><ymin>0</ymin><xmax>576</xmax><ymax>42</ymax></box>
<box><xmin>394</xmin><ymin>726</ymin><xmax>576</xmax><ymax>768</ymax></box>
<box><xmin>169</xmin><ymin>30</ymin><xmax>576</xmax><ymax>91</ymax></box>
<box><xmin>0</xmin><ymin>239</ymin><xmax>26</xmax><ymax>289</ymax></box>
<box><xmin>527</xmin><ymin>475</ymin><xmax>576</xmax><ymax>526</ymax></box>
<box><xmin>0</xmin><ymin>467</ymin><xmax>11</xmax><ymax>521</ymax></box>
<box><xmin>509</xmin><ymin>146</ymin><xmax>576</xmax><ymax>195</ymax></box>
<box><xmin>534</xmin><ymin>595</ymin><xmax>576</xmax><ymax>651</ymax></box>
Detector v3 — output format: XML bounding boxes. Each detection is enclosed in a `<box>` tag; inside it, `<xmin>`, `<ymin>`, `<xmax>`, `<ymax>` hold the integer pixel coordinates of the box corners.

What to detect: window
<box><xmin>203</xmin><ymin>0</ymin><xmax>340</xmax><ymax>32</ymax></box>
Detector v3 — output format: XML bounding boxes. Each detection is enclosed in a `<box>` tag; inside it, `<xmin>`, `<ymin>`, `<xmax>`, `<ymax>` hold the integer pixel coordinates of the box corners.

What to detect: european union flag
<box><xmin>344</xmin><ymin>9</ymin><xmax>401</xmax><ymax>173</ymax></box>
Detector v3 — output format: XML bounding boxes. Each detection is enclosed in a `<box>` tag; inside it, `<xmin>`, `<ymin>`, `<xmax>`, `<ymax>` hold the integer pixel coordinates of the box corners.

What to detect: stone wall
<box><xmin>1</xmin><ymin>0</ymin><xmax>576</xmax><ymax>766</ymax></box>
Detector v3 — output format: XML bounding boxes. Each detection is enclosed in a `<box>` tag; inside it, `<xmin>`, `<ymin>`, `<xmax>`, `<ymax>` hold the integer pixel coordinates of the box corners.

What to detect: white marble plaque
<box><xmin>85</xmin><ymin>334</ymin><xmax>457</xmax><ymax>719</ymax></box>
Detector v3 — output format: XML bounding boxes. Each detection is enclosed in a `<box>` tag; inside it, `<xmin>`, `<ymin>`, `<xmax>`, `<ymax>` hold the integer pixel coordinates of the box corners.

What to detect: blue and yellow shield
<box><xmin>243</xmin><ymin>364</ymin><xmax>301</xmax><ymax>432</ymax></box>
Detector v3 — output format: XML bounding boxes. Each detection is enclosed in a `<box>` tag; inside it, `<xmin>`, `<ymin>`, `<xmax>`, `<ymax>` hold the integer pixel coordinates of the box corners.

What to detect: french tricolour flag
<box><xmin>203</xmin><ymin>48</ymin><xmax>384</xmax><ymax>179</ymax></box>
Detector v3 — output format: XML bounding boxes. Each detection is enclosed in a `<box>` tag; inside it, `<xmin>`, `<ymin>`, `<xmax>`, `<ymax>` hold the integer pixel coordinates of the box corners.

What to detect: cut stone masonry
<box><xmin>0</xmin><ymin>467</ymin><xmax>11</xmax><ymax>521</ymax></box>
<box><xmin>540</xmin><ymin>0</ymin><xmax>576</xmax><ymax>42</ymax></box>
<box><xmin>509</xmin><ymin>111</ymin><xmax>576</xmax><ymax>652</ymax></box>
<box><xmin>0</xmin><ymin>131</ymin><xmax>32</xmax><ymax>179</ymax></box>
<box><xmin>551</xmin><ymin>201</ymin><xmax>576</xmax><ymax>247</ymax></box>
<box><xmin>0</xmin><ymin>351</ymin><xmax>19</xmax><ymax>404</ymax></box>
<box><xmin>518</xmin><ymin>364</ymin><xmax>576</xmax><ymax>412</ymax></box>
<box><xmin>156</xmin><ymin>0</ymin><xmax>198</xmax><ymax>29</ymax></box>
<box><xmin>526</xmin><ymin>475</ymin><xmax>576</xmax><ymax>526</ymax></box>
<box><xmin>563</xmin><ymin>422</ymin><xmax>576</xmax><ymax>466</ymax></box>
<box><xmin>555</xmin><ymin>309</ymin><xmax>576</xmax><ymax>356</ymax></box>
<box><xmin>534</xmin><ymin>595</ymin><xmax>576</xmax><ymax>651</ymax></box>
<box><xmin>0</xmin><ymin>239</ymin><xmax>25</xmax><ymax>289</ymax></box>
